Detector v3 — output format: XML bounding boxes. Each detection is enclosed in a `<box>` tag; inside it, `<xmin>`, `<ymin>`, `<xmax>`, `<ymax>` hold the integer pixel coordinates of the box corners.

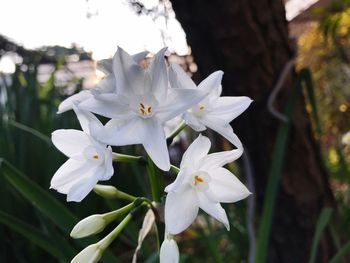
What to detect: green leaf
<box><xmin>329</xmin><ymin>239</ymin><xmax>350</xmax><ymax>263</ymax></box>
<box><xmin>308</xmin><ymin>208</ymin><xmax>332</xmax><ymax>263</ymax></box>
<box><xmin>0</xmin><ymin>210</ymin><xmax>68</xmax><ymax>261</ymax></box>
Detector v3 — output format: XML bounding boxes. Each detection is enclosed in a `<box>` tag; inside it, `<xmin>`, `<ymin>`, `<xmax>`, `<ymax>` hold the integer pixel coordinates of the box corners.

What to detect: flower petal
<box><xmin>150</xmin><ymin>48</ymin><xmax>168</xmax><ymax>101</ymax></box>
<box><xmin>51</xmin><ymin>129</ymin><xmax>91</xmax><ymax>158</ymax></box>
<box><xmin>197</xmin><ymin>71</ymin><xmax>223</xmax><ymax>93</ymax></box>
<box><xmin>132</xmin><ymin>51</ymin><xmax>149</xmax><ymax>63</ymax></box>
<box><xmin>209</xmin><ymin>167</ymin><xmax>251</xmax><ymax>203</ymax></box>
<box><xmin>102</xmin><ymin>146</ymin><xmax>114</xmax><ymax>180</ymax></box>
<box><xmin>201</xmin><ymin>116</ymin><xmax>243</xmax><ymax>149</ymax></box>
<box><xmin>113</xmin><ymin>47</ymin><xmax>145</xmax><ymax>96</ymax></box>
<box><xmin>79</xmin><ymin>94</ymin><xmax>134</xmax><ymax>120</ymax></box>
<box><xmin>141</xmin><ymin>118</ymin><xmax>170</xmax><ymax>171</ymax></box>
<box><xmin>57</xmin><ymin>91</ymin><xmax>92</xmax><ymax>114</ymax></box>
<box><xmin>73</xmin><ymin>105</ymin><xmax>102</xmax><ymax>135</ymax></box>
<box><xmin>165</xmin><ymin>186</ymin><xmax>198</xmax><ymax>234</ymax></box>
<box><xmin>50</xmin><ymin>158</ymin><xmax>91</xmax><ymax>194</ymax></box>
<box><xmin>197</xmin><ymin>192</ymin><xmax>230</xmax><ymax>230</ymax></box>
<box><xmin>94</xmin><ymin>75</ymin><xmax>116</xmax><ymax>94</ymax></box>
<box><xmin>180</xmin><ymin>134</ymin><xmax>211</xmax><ymax>169</ymax></box>
<box><xmin>160</xmin><ymin>238</ymin><xmax>180</xmax><ymax>263</ymax></box>
<box><xmin>200</xmin><ymin>149</ymin><xmax>243</xmax><ymax>171</ymax></box>
<box><xmin>67</xmin><ymin>168</ymin><xmax>102</xmax><ymax>202</ymax></box>
<box><xmin>182</xmin><ymin>112</ymin><xmax>206</xmax><ymax>132</ymax></box>
<box><xmin>169</xmin><ymin>63</ymin><xmax>196</xmax><ymax>89</ymax></box>
<box><xmin>209</xmin><ymin>96</ymin><xmax>252</xmax><ymax>122</ymax></box>
<box><xmin>95</xmin><ymin>117</ymin><xmax>143</xmax><ymax>146</ymax></box>
<box><xmin>156</xmin><ymin>88</ymin><xmax>207</xmax><ymax>123</ymax></box>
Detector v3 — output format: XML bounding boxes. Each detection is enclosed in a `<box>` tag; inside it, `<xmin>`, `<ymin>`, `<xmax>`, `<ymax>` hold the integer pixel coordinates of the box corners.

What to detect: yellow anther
<box><xmin>199</xmin><ymin>106</ymin><xmax>205</xmax><ymax>110</ymax></box>
<box><xmin>140</xmin><ymin>103</ymin><xmax>145</xmax><ymax>109</ymax></box>
<box><xmin>147</xmin><ymin>106</ymin><xmax>152</xmax><ymax>113</ymax></box>
<box><xmin>194</xmin><ymin>175</ymin><xmax>204</xmax><ymax>186</ymax></box>
<box><xmin>93</xmin><ymin>155</ymin><xmax>99</xmax><ymax>160</ymax></box>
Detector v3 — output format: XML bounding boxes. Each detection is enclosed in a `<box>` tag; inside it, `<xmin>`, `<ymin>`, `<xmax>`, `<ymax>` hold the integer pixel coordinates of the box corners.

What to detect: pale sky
<box><xmin>0</xmin><ymin>0</ymin><xmax>188</xmax><ymax>60</ymax></box>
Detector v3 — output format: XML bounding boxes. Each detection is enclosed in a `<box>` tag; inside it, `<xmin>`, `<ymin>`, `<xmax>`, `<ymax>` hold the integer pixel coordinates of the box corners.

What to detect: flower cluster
<box><xmin>51</xmin><ymin>47</ymin><xmax>252</xmax><ymax>262</ymax></box>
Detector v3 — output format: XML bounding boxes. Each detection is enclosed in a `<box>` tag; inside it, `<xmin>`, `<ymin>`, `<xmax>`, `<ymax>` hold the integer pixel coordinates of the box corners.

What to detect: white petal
<box><xmin>132</xmin><ymin>51</ymin><xmax>149</xmax><ymax>63</ymax></box>
<box><xmin>50</xmin><ymin>158</ymin><xmax>91</xmax><ymax>194</ymax></box>
<box><xmin>197</xmin><ymin>71</ymin><xmax>223</xmax><ymax>93</ymax></box>
<box><xmin>94</xmin><ymin>75</ymin><xmax>116</xmax><ymax>94</ymax></box>
<box><xmin>200</xmin><ymin>149</ymin><xmax>243</xmax><ymax>171</ymax></box>
<box><xmin>164</xmin><ymin>169</ymin><xmax>188</xmax><ymax>193</ymax></box>
<box><xmin>157</xmin><ymin>88</ymin><xmax>207</xmax><ymax>123</ymax></box>
<box><xmin>169</xmin><ymin>63</ymin><xmax>196</xmax><ymax>89</ymax></box>
<box><xmin>113</xmin><ymin>47</ymin><xmax>145</xmax><ymax>96</ymax></box>
<box><xmin>165</xmin><ymin>186</ymin><xmax>198</xmax><ymax>234</ymax></box>
<box><xmin>197</xmin><ymin>192</ymin><xmax>230</xmax><ymax>230</ymax></box>
<box><xmin>73</xmin><ymin>105</ymin><xmax>102</xmax><ymax>135</ymax></box>
<box><xmin>95</xmin><ymin>117</ymin><xmax>143</xmax><ymax>146</ymax></box>
<box><xmin>97</xmin><ymin>59</ymin><xmax>112</xmax><ymax>74</ymax></box>
<box><xmin>209</xmin><ymin>96</ymin><xmax>252</xmax><ymax>122</ymax></box>
<box><xmin>79</xmin><ymin>94</ymin><xmax>134</xmax><ymax>120</ymax></box>
<box><xmin>57</xmin><ymin>91</ymin><xmax>92</xmax><ymax>114</ymax></box>
<box><xmin>160</xmin><ymin>238</ymin><xmax>180</xmax><ymax>263</ymax></box>
<box><xmin>102</xmin><ymin>146</ymin><xmax>114</xmax><ymax>181</ymax></box>
<box><xmin>201</xmin><ymin>116</ymin><xmax>243</xmax><ymax>149</ymax></box>
<box><xmin>67</xmin><ymin>169</ymin><xmax>102</xmax><ymax>202</ymax></box>
<box><xmin>182</xmin><ymin>112</ymin><xmax>206</xmax><ymax>132</ymax></box>
<box><xmin>141</xmin><ymin>118</ymin><xmax>170</xmax><ymax>171</ymax></box>
<box><xmin>180</xmin><ymin>134</ymin><xmax>211</xmax><ymax>169</ymax></box>
<box><xmin>51</xmin><ymin>129</ymin><xmax>91</xmax><ymax>158</ymax></box>
<box><xmin>209</xmin><ymin>167</ymin><xmax>251</xmax><ymax>203</ymax></box>
<box><xmin>71</xmin><ymin>243</ymin><xmax>102</xmax><ymax>263</ymax></box>
<box><xmin>150</xmin><ymin>48</ymin><xmax>168</xmax><ymax>101</ymax></box>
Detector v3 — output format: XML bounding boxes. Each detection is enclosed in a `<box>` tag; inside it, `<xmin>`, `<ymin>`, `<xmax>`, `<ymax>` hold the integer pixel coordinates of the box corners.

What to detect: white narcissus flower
<box><xmin>80</xmin><ymin>47</ymin><xmax>208</xmax><ymax>171</ymax></box>
<box><xmin>50</xmin><ymin>106</ymin><xmax>114</xmax><ymax>202</ymax></box>
<box><xmin>160</xmin><ymin>234</ymin><xmax>179</xmax><ymax>263</ymax></box>
<box><xmin>71</xmin><ymin>243</ymin><xmax>102</xmax><ymax>263</ymax></box>
<box><xmin>170</xmin><ymin>63</ymin><xmax>252</xmax><ymax>149</ymax></box>
<box><xmin>57</xmin><ymin>51</ymin><xmax>148</xmax><ymax>114</ymax></box>
<box><xmin>164</xmin><ymin>134</ymin><xmax>251</xmax><ymax>235</ymax></box>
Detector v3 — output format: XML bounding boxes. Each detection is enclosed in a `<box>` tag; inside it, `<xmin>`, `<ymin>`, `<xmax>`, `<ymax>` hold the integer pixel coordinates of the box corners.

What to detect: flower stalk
<box><xmin>166</xmin><ymin>121</ymin><xmax>187</xmax><ymax>145</ymax></box>
<box><xmin>93</xmin><ymin>184</ymin><xmax>137</xmax><ymax>201</ymax></box>
<box><xmin>112</xmin><ymin>152</ymin><xmax>146</xmax><ymax>164</ymax></box>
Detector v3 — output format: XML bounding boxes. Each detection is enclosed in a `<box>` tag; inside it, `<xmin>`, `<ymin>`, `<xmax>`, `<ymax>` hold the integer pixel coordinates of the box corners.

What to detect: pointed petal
<box><xmin>141</xmin><ymin>118</ymin><xmax>170</xmax><ymax>171</ymax></box>
<box><xmin>209</xmin><ymin>167</ymin><xmax>251</xmax><ymax>203</ymax></box>
<box><xmin>164</xmin><ymin>169</ymin><xmax>188</xmax><ymax>193</ymax></box>
<box><xmin>200</xmin><ymin>148</ymin><xmax>243</xmax><ymax>171</ymax></box>
<box><xmin>197</xmin><ymin>71</ymin><xmax>223</xmax><ymax>93</ymax></box>
<box><xmin>180</xmin><ymin>134</ymin><xmax>211</xmax><ymax>169</ymax></box>
<box><xmin>209</xmin><ymin>96</ymin><xmax>252</xmax><ymax>122</ymax></box>
<box><xmin>197</xmin><ymin>192</ymin><xmax>230</xmax><ymax>230</ymax></box>
<box><xmin>73</xmin><ymin>105</ymin><xmax>102</xmax><ymax>135</ymax></box>
<box><xmin>113</xmin><ymin>47</ymin><xmax>145</xmax><ymax>96</ymax></box>
<box><xmin>165</xmin><ymin>186</ymin><xmax>198</xmax><ymax>234</ymax></box>
<box><xmin>132</xmin><ymin>51</ymin><xmax>149</xmax><ymax>63</ymax></box>
<box><xmin>160</xmin><ymin>238</ymin><xmax>180</xmax><ymax>263</ymax></box>
<box><xmin>79</xmin><ymin>94</ymin><xmax>134</xmax><ymax>120</ymax></box>
<box><xmin>150</xmin><ymin>48</ymin><xmax>168</xmax><ymax>101</ymax></box>
<box><xmin>182</xmin><ymin>112</ymin><xmax>206</xmax><ymax>132</ymax></box>
<box><xmin>67</xmin><ymin>169</ymin><xmax>102</xmax><ymax>202</ymax></box>
<box><xmin>95</xmin><ymin>117</ymin><xmax>143</xmax><ymax>146</ymax></box>
<box><xmin>97</xmin><ymin>59</ymin><xmax>113</xmax><ymax>74</ymax></box>
<box><xmin>157</xmin><ymin>88</ymin><xmax>207</xmax><ymax>123</ymax></box>
<box><xmin>51</xmin><ymin>129</ymin><xmax>91</xmax><ymax>158</ymax></box>
<box><xmin>50</xmin><ymin>159</ymin><xmax>91</xmax><ymax>194</ymax></box>
<box><xmin>169</xmin><ymin>63</ymin><xmax>196</xmax><ymax>89</ymax></box>
<box><xmin>201</xmin><ymin>116</ymin><xmax>243</xmax><ymax>149</ymax></box>
<box><xmin>94</xmin><ymin>75</ymin><xmax>116</xmax><ymax>94</ymax></box>
<box><xmin>102</xmin><ymin>146</ymin><xmax>114</xmax><ymax>180</ymax></box>
<box><xmin>57</xmin><ymin>91</ymin><xmax>92</xmax><ymax>114</ymax></box>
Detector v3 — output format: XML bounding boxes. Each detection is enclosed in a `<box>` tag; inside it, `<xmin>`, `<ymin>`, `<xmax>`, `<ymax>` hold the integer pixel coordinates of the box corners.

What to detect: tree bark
<box><xmin>171</xmin><ymin>0</ymin><xmax>335</xmax><ymax>262</ymax></box>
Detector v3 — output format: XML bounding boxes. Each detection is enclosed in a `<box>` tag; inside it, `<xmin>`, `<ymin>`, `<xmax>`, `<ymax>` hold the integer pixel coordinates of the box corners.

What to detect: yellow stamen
<box><xmin>93</xmin><ymin>155</ymin><xmax>99</xmax><ymax>160</ymax></box>
<box><xmin>199</xmin><ymin>106</ymin><xmax>205</xmax><ymax>110</ymax></box>
<box><xmin>140</xmin><ymin>103</ymin><xmax>145</xmax><ymax>109</ymax></box>
<box><xmin>194</xmin><ymin>175</ymin><xmax>203</xmax><ymax>186</ymax></box>
<box><xmin>147</xmin><ymin>106</ymin><xmax>152</xmax><ymax>113</ymax></box>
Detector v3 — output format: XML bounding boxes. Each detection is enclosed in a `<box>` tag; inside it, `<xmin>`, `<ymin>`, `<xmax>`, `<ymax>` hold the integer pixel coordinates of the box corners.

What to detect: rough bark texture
<box><xmin>171</xmin><ymin>0</ymin><xmax>335</xmax><ymax>262</ymax></box>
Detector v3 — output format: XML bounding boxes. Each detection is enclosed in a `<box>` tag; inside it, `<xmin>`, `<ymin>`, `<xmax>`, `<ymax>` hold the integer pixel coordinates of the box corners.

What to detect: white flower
<box><xmin>57</xmin><ymin>51</ymin><xmax>148</xmax><ymax>114</ymax></box>
<box><xmin>50</xmin><ymin>106</ymin><xmax>114</xmax><ymax>202</ymax></box>
<box><xmin>342</xmin><ymin>131</ymin><xmax>350</xmax><ymax>145</ymax></box>
<box><xmin>71</xmin><ymin>243</ymin><xmax>102</xmax><ymax>263</ymax></box>
<box><xmin>80</xmin><ymin>47</ymin><xmax>207</xmax><ymax>171</ymax></box>
<box><xmin>170</xmin><ymin>63</ymin><xmax>252</xmax><ymax>149</ymax></box>
<box><xmin>160</xmin><ymin>234</ymin><xmax>179</xmax><ymax>263</ymax></box>
<box><xmin>164</xmin><ymin>134</ymin><xmax>251</xmax><ymax>235</ymax></box>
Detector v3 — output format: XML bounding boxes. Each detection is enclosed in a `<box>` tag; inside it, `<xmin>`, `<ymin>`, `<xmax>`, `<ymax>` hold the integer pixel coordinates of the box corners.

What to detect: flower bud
<box><xmin>93</xmin><ymin>184</ymin><xmax>119</xmax><ymax>199</ymax></box>
<box><xmin>71</xmin><ymin>243</ymin><xmax>102</xmax><ymax>263</ymax></box>
<box><xmin>70</xmin><ymin>215</ymin><xmax>106</xmax><ymax>238</ymax></box>
<box><xmin>160</xmin><ymin>235</ymin><xmax>179</xmax><ymax>263</ymax></box>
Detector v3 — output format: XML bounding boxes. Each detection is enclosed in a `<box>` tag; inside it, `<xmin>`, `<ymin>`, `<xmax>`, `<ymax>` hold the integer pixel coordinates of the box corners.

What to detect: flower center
<box><xmin>139</xmin><ymin>102</ymin><xmax>153</xmax><ymax>117</ymax></box>
<box><xmin>92</xmin><ymin>154</ymin><xmax>99</xmax><ymax>160</ymax></box>
<box><xmin>190</xmin><ymin>171</ymin><xmax>210</xmax><ymax>191</ymax></box>
<box><xmin>192</xmin><ymin>104</ymin><xmax>206</xmax><ymax>117</ymax></box>
<box><xmin>194</xmin><ymin>175</ymin><xmax>204</xmax><ymax>185</ymax></box>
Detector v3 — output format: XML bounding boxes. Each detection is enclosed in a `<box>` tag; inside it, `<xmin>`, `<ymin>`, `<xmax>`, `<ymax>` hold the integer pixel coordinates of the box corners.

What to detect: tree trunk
<box><xmin>171</xmin><ymin>0</ymin><xmax>335</xmax><ymax>262</ymax></box>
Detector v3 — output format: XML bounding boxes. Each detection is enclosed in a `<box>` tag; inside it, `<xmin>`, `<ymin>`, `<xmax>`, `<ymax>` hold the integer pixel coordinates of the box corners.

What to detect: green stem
<box><xmin>103</xmin><ymin>203</ymin><xmax>135</xmax><ymax>222</ymax></box>
<box><xmin>170</xmin><ymin>165</ymin><xmax>180</xmax><ymax>174</ymax></box>
<box><xmin>112</xmin><ymin>153</ymin><xmax>146</xmax><ymax>164</ymax></box>
<box><xmin>146</xmin><ymin>158</ymin><xmax>162</xmax><ymax>202</ymax></box>
<box><xmin>166</xmin><ymin>121</ymin><xmax>187</xmax><ymax>145</ymax></box>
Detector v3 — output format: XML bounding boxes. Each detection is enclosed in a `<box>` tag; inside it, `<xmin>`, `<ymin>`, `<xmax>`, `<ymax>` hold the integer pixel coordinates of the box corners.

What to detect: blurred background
<box><xmin>1</xmin><ymin>0</ymin><xmax>350</xmax><ymax>262</ymax></box>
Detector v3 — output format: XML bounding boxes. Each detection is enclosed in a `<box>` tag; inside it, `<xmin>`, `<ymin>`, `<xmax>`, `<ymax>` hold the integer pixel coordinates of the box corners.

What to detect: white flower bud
<box><xmin>70</xmin><ymin>215</ymin><xmax>106</xmax><ymax>238</ymax></box>
<box><xmin>71</xmin><ymin>243</ymin><xmax>102</xmax><ymax>263</ymax></box>
<box><xmin>160</xmin><ymin>236</ymin><xmax>179</xmax><ymax>263</ymax></box>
